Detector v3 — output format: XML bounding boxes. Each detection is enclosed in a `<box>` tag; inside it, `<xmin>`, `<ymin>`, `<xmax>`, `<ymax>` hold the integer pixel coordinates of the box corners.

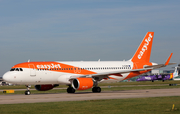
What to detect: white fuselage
<box><xmin>3</xmin><ymin>61</ymin><xmax>134</xmax><ymax>85</ymax></box>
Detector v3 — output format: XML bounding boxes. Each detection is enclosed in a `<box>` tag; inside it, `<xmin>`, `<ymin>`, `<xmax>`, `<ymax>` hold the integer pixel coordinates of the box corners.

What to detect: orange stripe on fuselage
<box><xmin>12</xmin><ymin>62</ymin><xmax>96</xmax><ymax>75</ymax></box>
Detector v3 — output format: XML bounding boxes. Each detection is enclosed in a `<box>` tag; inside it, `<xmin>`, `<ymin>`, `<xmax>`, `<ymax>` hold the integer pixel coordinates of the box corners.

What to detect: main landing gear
<box><xmin>67</xmin><ymin>86</ymin><xmax>76</xmax><ymax>93</ymax></box>
<box><xmin>25</xmin><ymin>85</ymin><xmax>31</xmax><ymax>95</ymax></box>
<box><xmin>66</xmin><ymin>86</ymin><xmax>101</xmax><ymax>93</ymax></box>
<box><xmin>92</xmin><ymin>80</ymin><xmax>101</xmax><ymax>93</ymax></box>
<box><xmin>92</xmin><ymin>86</ymin><xmax>101</xmax><ymax>93</ymax></box>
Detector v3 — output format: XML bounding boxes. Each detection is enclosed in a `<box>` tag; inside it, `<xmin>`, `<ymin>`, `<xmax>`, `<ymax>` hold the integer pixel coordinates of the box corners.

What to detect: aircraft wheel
<box><xmin>25</xmin><ymin>90</ymin><xmax>31</xmax><ymax>95</ymax></box>
<box><xmin>67</xmin><ymin>87</ymin><xmax>75</xmax><ymax>93</ymax></box>
<box><xmin>92</xmin><ymin>87</ymin><xmax>101</xmax><ymax>93</ymax></box>
<box><xmin>96</xmin><ymin>87</ymin><xmax>101</xmax><ymax>93</ymax></box>
<box><xmin>92</xmin><ymin>87</ymin><xmax>96</xmax><ymax>92</ymax></box>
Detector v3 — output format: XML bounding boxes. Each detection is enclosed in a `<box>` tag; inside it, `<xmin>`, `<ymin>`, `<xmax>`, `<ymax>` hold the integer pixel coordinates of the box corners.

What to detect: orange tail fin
<box><xmin>131</xmin><ymin>32</ymin><xmax>154</xmax><ymax>63</ymax></box>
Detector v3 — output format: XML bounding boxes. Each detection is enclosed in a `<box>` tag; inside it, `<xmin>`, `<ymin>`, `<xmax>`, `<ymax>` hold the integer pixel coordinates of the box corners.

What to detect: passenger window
<box><xmin>20</xmin><ymin>68</ymin><xmax>23</xmax><ymax>71</ymax></box>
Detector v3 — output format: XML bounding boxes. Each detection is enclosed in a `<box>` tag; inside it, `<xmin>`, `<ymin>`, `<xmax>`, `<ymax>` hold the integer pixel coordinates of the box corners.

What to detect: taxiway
<box><xmin>0</xmin><ymin>88</ymin><xmax>180</xmax><ymax>104</ymax></box>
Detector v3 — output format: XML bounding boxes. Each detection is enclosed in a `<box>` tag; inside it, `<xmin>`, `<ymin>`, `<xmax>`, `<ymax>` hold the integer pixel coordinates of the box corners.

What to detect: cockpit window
<box><xmin>15</xmin><ymin>68</ymin><xmax>19</xmax><ymax>71</ymax></box>
<box><xmin>10</xmin><ymin>68</ymin><xmax>23</xmax><ymax>71</ymax></box>
<box><xmin>10</xmin><ymin>68</ymin><xmax>15</xmax><ymax>71</ymax></box>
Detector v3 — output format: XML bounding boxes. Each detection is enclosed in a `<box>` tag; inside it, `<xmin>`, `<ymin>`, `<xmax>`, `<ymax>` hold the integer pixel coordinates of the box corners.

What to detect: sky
<box><xmin>0</xmin><ymin>0</ymin><xmax>180</xmax><ymax>76</ymax></box>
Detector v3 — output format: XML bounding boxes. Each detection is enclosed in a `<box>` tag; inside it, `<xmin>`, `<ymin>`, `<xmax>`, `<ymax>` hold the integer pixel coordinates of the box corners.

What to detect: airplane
<box><xmin>2</xmin><ymin>32</ymin><xmax>176</xmax><ymax>95</ymax></box>
<box><xmin>136</xmin><ymin>66</ymin><xmax>179</xmax><ymax>82</ymax></box>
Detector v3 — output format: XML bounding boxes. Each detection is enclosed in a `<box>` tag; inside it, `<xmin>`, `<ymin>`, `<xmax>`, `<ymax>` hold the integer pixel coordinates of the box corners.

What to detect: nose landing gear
<box><xmin>25</xmin><ymin>85</ymin><xmax>31</xmax><ymax>95</ymax></box>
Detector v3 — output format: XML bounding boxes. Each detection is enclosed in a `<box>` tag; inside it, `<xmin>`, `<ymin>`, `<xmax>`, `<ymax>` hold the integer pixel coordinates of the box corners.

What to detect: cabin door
<box><xmin>28</xmin><ymin>64</ymin><xmax>36</xmax><ymax>76</ymax></box>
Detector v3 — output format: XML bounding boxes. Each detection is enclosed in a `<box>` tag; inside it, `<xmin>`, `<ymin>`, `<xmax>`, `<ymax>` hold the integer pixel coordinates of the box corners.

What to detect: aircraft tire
<box><xmin>92</xmin><ymin>87</ymin><xmax>101</xmax><ymax>93</ymax></box>
<box><xmin>67</xmin><ymin>87</ymin><xmax>75</xmax><ymax>93</ymax></box>
<box><xmin>96</xmin><ymin>87</ymin><xmax>101</xmax><ymax>93</ymax></box>
<box><xmin>25</xmin><ymin>90</ymin><xmax>31</xmax><ymax>95</ymax></box>
<box><xmin>92</xmin><ymin>87</ymin><xmax>96</xmax><ymax>92</ymax></box>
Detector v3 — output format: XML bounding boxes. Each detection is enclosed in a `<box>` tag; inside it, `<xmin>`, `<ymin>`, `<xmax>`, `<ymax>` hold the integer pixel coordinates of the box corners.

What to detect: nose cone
<box><xmin>3</xmin><ymin>72</ymin><xmax>13</xmax><ymax>82</ymax></box>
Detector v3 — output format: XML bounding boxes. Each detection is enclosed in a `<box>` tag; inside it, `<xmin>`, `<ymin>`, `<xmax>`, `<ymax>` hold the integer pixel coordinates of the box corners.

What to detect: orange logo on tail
<box><xmin>131</xmin><ymin>32</ymin><xmax>154</xmax><ymax>63</ymax></box>
<box><xmin>138</xmin><ymin>33</ymin><xmax>153</xmax><ymax>59</ymax></box>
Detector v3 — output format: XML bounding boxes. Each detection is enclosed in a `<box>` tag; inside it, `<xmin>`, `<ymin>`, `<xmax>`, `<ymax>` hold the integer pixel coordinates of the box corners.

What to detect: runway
<box><xmin>0</xmin><ymin>88</ymin><xmax>180</xmax><ymax>104</ymax></box>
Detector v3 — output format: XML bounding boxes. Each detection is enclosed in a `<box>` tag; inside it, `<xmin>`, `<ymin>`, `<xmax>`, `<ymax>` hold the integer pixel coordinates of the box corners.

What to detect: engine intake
<box><xmin>72</xmin><ymin>78</ymin><xmax>94</xmax><ymax>90</ymax></box>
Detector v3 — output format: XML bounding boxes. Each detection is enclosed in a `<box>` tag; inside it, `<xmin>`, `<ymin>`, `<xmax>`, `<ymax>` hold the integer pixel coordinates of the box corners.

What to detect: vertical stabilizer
<box><xmin>173</xmin><ymin>66</ymin><xmax>179</xmax><ymax>78</ymax></box>
<box><xmin>131</xmin><ymin>32</ymin><xmax>154</xmax><ymax>63</ymax></box>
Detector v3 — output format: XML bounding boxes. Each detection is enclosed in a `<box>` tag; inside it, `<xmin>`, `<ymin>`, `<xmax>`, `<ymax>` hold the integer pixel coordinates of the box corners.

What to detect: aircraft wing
<box><xmin>70</xmin><ymin>53</ymin><xmax>175</xmax><ymax>81</ymax></box>
<box><xmin>90</xmin><ymin>68</ymin><xmax>152</xmax><ymax>77</ymax></box>
<box><xmin>70</xmin><ymin>68</ymin><xmax>153</xmax><ymax>81</ymax></box>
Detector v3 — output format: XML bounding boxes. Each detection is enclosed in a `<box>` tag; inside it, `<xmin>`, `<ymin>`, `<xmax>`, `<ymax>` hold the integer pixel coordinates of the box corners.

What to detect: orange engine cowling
<box><xmin>72</xmin><ymin>78</ymin><xmax>94</xmax><ymax>90</ymax></box>
<box><xmin>35</xmin><ymin>84</ymin><xmax>59</xmax><ymax>91</ymax></box>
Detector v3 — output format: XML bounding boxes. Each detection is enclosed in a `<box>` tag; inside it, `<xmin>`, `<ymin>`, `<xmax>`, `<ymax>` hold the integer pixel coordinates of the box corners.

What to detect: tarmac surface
<box><xmin>0</xmin><ymin>88</ymin><xmax>180</xmax><ymax>104</ymax></box>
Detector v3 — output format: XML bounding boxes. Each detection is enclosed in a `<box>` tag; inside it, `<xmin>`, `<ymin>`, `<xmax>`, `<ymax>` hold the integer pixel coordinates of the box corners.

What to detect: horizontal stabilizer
<box><xmin>144</xmin><ymin>53</ymin><xmax>176</xmax><ymax>69</ymax></box>
<box><xmin>144</xmin><ymin>63</ymin><xmax>176</xmax><ymax>69</ymax></box>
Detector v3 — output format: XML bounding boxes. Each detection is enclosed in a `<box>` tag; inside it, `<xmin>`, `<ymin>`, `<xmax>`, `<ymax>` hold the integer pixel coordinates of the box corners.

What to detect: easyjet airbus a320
<box><xmin>3</xmin><ymin>32</ymin><xmax>175</xmax><ymax>95</ymax></box>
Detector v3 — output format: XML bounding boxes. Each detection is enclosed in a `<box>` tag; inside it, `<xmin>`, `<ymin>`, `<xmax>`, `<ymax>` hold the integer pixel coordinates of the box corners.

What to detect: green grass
<box><xmin>0</xmin><ymin>96</ymin><xmax>180</xmax><ymax>114</ymax></box>
<box><xmin>1</xmin><ymin>81</ymin><xmax>180</xmax><ymax>113</ymax></box>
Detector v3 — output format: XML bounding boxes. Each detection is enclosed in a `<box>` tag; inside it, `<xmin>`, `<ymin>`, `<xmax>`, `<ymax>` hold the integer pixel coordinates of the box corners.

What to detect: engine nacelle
<box><xmin>72</xmin><ymin>78</ymin><xmax>94</xmax><ymax>90</ymax></box>
<box><xmin>35</xmin><ymin>84</ymin><xmax>59</xmax><ymax>91</ymax></box>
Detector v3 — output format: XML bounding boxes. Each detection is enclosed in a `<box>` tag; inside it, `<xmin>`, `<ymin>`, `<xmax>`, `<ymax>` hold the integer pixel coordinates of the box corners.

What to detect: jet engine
<box><xmin>72</xmin><ymin>78</ymin><xmax>94</xmax><ymax>90</ymax></box>
<box><xmin>35</xmin><ymin>84</ymin><xmax>59</xmax><ymax>91</ymax></box>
